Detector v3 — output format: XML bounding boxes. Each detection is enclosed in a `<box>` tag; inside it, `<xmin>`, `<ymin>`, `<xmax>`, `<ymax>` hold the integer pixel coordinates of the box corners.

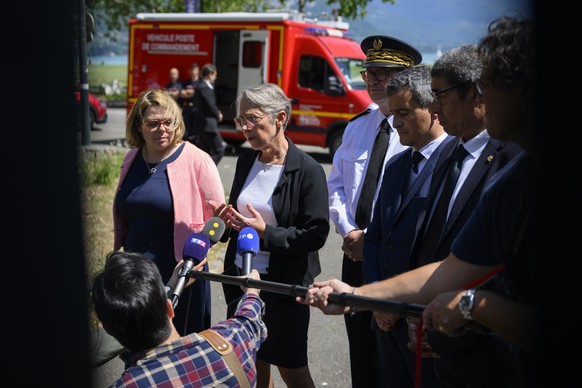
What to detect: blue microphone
<box><xmin>171</xmin><ymin>233</ymin><xmax>210</xmax><ymax>308</ymax></box>
<box><xmin>237</xmin><ymin>227</ymin><xmax>259</xmax><ymax>275</ymax></box>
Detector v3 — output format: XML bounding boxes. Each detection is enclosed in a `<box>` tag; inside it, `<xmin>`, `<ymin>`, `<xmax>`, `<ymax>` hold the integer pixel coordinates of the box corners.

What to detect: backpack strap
<box><xmin>199</xmin><ymin>329</ymin><xmax>250</xmax><ymax>388</ymax></box>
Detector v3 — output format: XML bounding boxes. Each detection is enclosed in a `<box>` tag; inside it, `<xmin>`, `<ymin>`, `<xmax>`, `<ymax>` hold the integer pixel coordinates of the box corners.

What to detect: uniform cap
<box><xmin>361</xmin><ymin>35</ymin><xmax>422</xmax><ymax>69</ymax></box>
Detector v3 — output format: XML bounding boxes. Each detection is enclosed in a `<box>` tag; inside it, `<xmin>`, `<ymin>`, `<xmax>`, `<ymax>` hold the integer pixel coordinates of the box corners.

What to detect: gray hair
<box><xmin>431</xmin><ymin>44</ymin><xmax>482</xmax><ymax>87</ymax></box>
<box><xmin>386</xmin><ymin>65</ymin><xmax>433</xmax><ymax>108</ymax></box>
<box><xmin>236</xmin><ymin>83</ymin><xmax>292</xmax><ymax>128</ymax></box>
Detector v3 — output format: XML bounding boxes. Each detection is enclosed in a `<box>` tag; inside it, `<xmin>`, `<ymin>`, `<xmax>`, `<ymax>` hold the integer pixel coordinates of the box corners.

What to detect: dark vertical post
<box><xmin>78</xmin><ymin>0</ymin><xmax>91</xmax><ymax>145</ymax></box>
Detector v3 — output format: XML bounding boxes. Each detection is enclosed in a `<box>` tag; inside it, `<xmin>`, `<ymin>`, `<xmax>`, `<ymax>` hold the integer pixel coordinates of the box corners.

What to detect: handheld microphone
<box><xmin>171</xmin><ymin>233</ymin><xmax>210</xmax><ymax>308</ymax></box>
<box><xmin>237</xmin><ymin>227</ymin><xmax>259</xmax><ymax>275</ymax></box>
<box><xmin>202</xmin><ymin>216</ymin><xmax>226</xmax><ymax>245</ymax></box>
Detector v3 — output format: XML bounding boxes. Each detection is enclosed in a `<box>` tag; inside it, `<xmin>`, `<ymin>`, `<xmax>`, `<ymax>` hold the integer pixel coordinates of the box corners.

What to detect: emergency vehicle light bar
<box><xmin>304</xmin><ymin>27</ymin><xmax>352</xmax><ymax>39</ymax></box>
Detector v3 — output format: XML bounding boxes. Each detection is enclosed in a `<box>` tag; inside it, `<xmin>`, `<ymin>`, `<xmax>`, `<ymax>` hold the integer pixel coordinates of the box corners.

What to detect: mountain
<box><xmin>305</xmin><ymin>0</ymin><xmax>534</xmax><ymax>55</ymax></box>
<box><xmin>89</xmin><ymin>0</ymin><xmax>534</xmax><ymax>61</ymax></box>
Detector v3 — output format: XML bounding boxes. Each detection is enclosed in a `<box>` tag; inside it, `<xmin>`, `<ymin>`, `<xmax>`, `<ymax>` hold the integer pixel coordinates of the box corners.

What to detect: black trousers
<box><xmin>342</xmin><ymin>255</ymin><xmax>378</xmax><ymax>388</ymax></box>
<box><xmin>197</xmin><ymin>130</ymin><xmax>224</xmax><ymax>165</ymax></box>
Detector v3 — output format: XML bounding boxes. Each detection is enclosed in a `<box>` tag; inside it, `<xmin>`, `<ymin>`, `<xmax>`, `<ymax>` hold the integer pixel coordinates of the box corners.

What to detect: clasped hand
<box><xmin>342</xmin><ymin>229</ymin><xmax>364</xmax><ymax>261</ymax></box>
<box><xmin>373</xmin><ymin>311</ymin><xmax>399</xmax><ymax>332</ymax></box>
<box><xmin>406</xmin><ymin>318</ymin><xmax>441</xmax><ymax>358</ymax></box>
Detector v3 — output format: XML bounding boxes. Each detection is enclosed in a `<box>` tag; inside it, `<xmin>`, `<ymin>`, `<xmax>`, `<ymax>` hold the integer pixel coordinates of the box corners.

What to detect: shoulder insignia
<box><xmin>349</xmin><ymin>108</ymin><xmax>371</xmax><ymax>122</ymax></box>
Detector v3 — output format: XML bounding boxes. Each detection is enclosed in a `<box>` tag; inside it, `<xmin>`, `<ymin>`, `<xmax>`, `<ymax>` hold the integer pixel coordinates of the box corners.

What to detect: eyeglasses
<box><xmin>475</xmin><ymin>77</ymin><xmax>493</xmax><ymax>96</ymax></box>
<box><xmin>233</xmin><ymin>113</ymin><xmax>268</xmax><ymax>129</ymax></box>
<box><xmin>431</xmin><ymin>81</ymin><xmax>473</xmax><ymax>103</ymax></box>
<box><xmin>143</xmin><ymin>119</ymin><xmax>173</xmax><ymax>131</ymax></box>
<box><xmin>360</xmin><ymin>69</ymin><xmax>395</xmax><ymax>82</ymax></box>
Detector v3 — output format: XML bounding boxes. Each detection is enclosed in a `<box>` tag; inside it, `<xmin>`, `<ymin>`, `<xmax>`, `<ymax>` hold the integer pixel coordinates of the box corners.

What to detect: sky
<box><xmin>90</xmin><ymin>0</ymin><xmax>534</xmax><ymax>63</ymax></box>
<box><xmin>303</xmin><ymin>0</ymin><xmax>534</xmax><ymax>55</ymax></box>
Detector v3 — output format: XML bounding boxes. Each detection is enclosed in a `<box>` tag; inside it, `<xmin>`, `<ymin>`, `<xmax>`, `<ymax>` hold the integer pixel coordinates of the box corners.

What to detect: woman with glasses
<box><xmin>209</xmin><ymin>83</ymin><xmax>330</xmax><ymax>388</ymax></box>
<box><xmin>113</xmin><ymin>88</ymin><xmax>225</xmax><ymax>336</ymax></box>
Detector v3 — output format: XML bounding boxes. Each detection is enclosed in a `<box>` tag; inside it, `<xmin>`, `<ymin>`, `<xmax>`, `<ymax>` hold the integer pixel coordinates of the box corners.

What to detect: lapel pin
<box><xmin>486</xmin><ymin>155</ymin><xmax>493</xmax><ymax>163</ymax></box>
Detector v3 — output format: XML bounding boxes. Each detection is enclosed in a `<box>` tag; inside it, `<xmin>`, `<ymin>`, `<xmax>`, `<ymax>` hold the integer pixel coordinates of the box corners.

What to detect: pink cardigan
<box><xmin>113</xmin><ymin>142</ymin><xmax>225</xmax><ymax>262</ymax></box>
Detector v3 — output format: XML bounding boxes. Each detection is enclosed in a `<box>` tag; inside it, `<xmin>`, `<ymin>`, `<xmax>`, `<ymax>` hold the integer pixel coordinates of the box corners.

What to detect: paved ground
<box><xmin>89</xmin><ymin>109</ymin><xmax>352</xmax><ymax>387</ymax></box>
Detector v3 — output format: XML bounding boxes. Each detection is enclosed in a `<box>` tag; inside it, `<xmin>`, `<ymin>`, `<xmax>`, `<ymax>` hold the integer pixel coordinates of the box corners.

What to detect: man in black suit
<box><xmin>363</xmin><ymin>65</ymin><xmax>452</xmax><ymax>388</ymax></box>
<box><xmin>193</xmin><ymin>63</ymin><xmax>224</xmax><ymax>165</ymax></box>
<box><xmin>409</xmin><ymin>44</ymin><xmax>524</xmax><ymax>388</ymax></box>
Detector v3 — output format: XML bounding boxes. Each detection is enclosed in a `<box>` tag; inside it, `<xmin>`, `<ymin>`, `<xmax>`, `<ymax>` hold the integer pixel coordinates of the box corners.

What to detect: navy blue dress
<box><xmin>115</xmin><ymin>143</ymin><xmax>211</xmax><ymax>335</ymax></box>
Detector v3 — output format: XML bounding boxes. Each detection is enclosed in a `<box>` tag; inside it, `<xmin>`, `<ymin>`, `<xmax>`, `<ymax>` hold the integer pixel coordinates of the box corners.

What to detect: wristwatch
<box><xmin>458</xmin><ymin>289</ymin><xmax>476</xmax><ymax>320</ymax></box>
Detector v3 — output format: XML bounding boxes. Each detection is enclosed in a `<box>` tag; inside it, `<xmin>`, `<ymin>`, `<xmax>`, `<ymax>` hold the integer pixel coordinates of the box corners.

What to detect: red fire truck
<box><xmin>127</xmin><ymin>12</ymin><xmax>375</xmax><ymax>157</ymax></box>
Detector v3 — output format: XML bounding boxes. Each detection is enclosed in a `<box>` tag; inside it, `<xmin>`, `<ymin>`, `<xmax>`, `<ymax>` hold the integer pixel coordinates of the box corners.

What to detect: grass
<box><xmin>88</xmin><ymin>64</ymin><xmax>126</xmax><ymax>89</ymax></box>
<box><xmin>80</xmin><ymin>149</ymin><xmax>227</xmax><ymax>329</ymax></box>
<box><xmin>87</xmin><ymin>63</ymin><xmax>127</xmax><ymax>103</ymax></box>
<box><xmin>80</xmin><ymin>148</ymin><xmax>126</xmax><ymax>329</ymax></box>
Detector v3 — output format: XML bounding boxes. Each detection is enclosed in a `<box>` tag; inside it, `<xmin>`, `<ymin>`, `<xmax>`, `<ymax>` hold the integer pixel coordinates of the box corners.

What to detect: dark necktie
<box><xmin>412</xmin><ymin>150</ymin><xmax>424</xmax><ymax>174</ymax></box>
<box><xmin>416</xmin><ymin>144</ymin><xmax>469</xmax><ymax>262</ymax></box>
<box><xmin>354</xmin><ymin>119</ymin><xmax>390</xmax><ymax>229</ymax></box>
<box><xmin>404</xmin><ymin>150</ymin><xmax>425</xmax><ymax>192</ymax></box>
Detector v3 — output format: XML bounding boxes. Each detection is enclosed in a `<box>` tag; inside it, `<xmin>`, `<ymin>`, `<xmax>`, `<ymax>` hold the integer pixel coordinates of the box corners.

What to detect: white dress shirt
<box><xmin>328</xmin><ymin>107</ymin><xmax>409</xmax><ymax>238</ymax></box>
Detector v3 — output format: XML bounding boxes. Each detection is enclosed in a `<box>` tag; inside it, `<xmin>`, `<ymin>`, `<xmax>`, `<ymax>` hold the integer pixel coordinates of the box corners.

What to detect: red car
<box><xmin>75</xmin><ymin>91</ymin><xmax>108</xmax><ymax>129</ymax></box>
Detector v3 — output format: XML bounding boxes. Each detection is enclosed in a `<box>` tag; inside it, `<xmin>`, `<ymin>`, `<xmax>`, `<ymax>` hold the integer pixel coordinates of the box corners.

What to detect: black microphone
<box><xmin>171</xmin><ymin>233</ymin><xmax>210</xmax><ymax>308</ymax></box>
<box><xmin>237</xmin><ymin>227</ymin><xmax>259</xmax><ymax>275</ymax></box>
<box><xmin>202</xmin><ymin>216</ymin><xmax>226</xmax><ymax>245</ymax></box>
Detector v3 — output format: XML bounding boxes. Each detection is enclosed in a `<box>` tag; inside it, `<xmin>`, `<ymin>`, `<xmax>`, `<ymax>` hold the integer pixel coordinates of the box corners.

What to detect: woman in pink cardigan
<box><xmin>113</xmin><ymin>89</ymin><xmax>225</xmax><ymax>335</ymax></box>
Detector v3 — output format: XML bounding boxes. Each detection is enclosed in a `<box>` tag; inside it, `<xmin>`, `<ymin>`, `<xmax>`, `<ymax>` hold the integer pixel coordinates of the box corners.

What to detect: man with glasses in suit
<box><xmin>327</xmin><ymin>35</ymin><xmax>421</xmax><ymax>387</ymax></box>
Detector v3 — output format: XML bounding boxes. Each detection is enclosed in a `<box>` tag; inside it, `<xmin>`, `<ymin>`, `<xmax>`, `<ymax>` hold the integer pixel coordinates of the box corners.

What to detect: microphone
<box><xmin>237</xmin><ymin>227</ymin><xmax>259</xmax><ymax>275</ymax></box>
<box><xmin>171</xmin><ymin>233</ymin><xmax>210</xmax><ymax>308</ymax></box>
<box><xmin>202</xmin><ymin>216</ymin><xmax>226</xmax><ymax>245</ymax></box>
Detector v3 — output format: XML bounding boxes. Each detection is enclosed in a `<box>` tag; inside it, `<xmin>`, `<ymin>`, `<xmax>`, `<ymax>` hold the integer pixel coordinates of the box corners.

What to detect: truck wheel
<box><xmin>89</xmin><ymin>110</ymin><xmax>96</xmax><ymax>130</ymax></box>
<box><xmin>328</xmin><ymin>129</ymin><xmax>344</xmax><ymax>159</ymax></box>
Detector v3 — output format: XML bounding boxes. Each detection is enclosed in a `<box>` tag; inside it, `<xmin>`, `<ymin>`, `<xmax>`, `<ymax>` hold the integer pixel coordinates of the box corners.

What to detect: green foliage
<box><xmin>88</xmin><ymin>0</ymin><xmax>273</xmax><ymax>32</ymax></box>
<box><xmin>79</xmin><ymin>150</ymin><xmax>125</xmax><ymax>186</ymax></box>
<box><xmin>323</xmin><ymin>0</ymin><xmax>395</xmax><ymax>20</ymax></box>
<box><xmin>87</xmin><ymin>0</ymin><xmax>396</xmax><ymax>34</ymax></box>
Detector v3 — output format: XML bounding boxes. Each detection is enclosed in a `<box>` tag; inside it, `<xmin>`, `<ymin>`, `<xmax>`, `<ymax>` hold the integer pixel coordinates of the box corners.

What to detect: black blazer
<box><xmin>221</xmin><ymin>138</ymin><xmax>330</xmax><ymax>288</ymax></box>
<box><xmin>193</xmin><ymin>80</ymin><xmax>220</xmax><ymax>134</ymax></box>
<box><xmin>412</xmin><ymin>135</ymin><xmax>524</xmax><ymax>384</ymax></box>
<box><xmin>411</xmin><ymin>136</ymin><xmax>524</xmax><ymax>267</ymax></box>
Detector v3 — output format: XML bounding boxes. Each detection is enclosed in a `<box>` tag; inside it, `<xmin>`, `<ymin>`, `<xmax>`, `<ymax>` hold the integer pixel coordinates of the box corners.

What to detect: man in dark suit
<box><xmin>409</xmin><ymin>44</ymin><xmax>524</xmax><ymax>388</ymax></box>
<box><xmin>180</xmin><ymin>62</ymin><xmax>202</xmax><ymax>141</ymax></box>
<box><xmin>193</xmin><ymin>63</ymin><xmax>224</xmax><ymax>165</ymax></box>
<box><xmin>327</xmin><ymin>35</ymin><xmax>422</xmax><ymax>387</ymax></box>
<box><xmin>363</xmin><ymin>65</ymin><xmax>453</xmax><ymax>387</ymax></box>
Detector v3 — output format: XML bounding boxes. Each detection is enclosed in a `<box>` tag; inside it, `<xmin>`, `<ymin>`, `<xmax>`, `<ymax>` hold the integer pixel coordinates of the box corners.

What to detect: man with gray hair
<box><xmin>409</xmin><ymin>44</ymin><xmax>523</xmax><ymax>388</ymax></box>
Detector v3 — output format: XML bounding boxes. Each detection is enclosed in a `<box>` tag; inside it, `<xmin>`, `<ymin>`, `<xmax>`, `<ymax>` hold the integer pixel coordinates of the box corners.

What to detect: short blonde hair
<box><xmin>125</xmin><ymin>89</ymin><xmax>186</xmax><ymax>148</ymax></box>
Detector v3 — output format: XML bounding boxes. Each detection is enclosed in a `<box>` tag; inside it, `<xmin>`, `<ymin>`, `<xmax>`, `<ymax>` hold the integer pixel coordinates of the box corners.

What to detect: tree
<box><xmin>89</xmin><ymin>0</ymin><xmax>272</xmax><ymax>31</ymax></box>
<box><xmin>296</xmin><ymin>0</ymin><xmax>395</xmax><ymax>19</ymax></box>
<box><xmin>88</xmin><ymin>0</ymin><xmax>395</xmax><ymax>33</ymax></box>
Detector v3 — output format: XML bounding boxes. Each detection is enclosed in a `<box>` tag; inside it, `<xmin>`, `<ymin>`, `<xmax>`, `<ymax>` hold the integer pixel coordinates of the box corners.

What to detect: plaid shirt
<box><xmin>113</xmin><ymin>293</ymin><xmax>267</xmax><ymax>387</ymax></box>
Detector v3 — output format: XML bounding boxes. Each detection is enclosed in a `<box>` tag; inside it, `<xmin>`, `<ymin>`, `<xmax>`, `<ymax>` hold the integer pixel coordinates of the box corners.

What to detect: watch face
<box><xmin>459</xmin><ymin>290</ymin><xmax>475</xmax><ymax>320</ymax></box>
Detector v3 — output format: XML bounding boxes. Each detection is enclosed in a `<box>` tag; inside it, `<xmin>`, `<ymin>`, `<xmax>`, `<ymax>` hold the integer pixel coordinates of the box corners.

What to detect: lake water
<box><xmin>90</xmin><ymin>52</ymin><xmax>441</xmax><ymax>66</ymax></box>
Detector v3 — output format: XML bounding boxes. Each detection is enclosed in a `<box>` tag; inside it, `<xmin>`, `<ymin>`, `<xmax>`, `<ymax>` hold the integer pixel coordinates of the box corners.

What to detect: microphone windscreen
<box><xmin>202</xmin><ymin>217</ymin><xmax>226</xmax><ymax>244</ymax></box>
<box><xmin>182</xmin><ymin>233</ymin><xmax>211</xmax><ymax>263</ymax></box>
<box><xmin>237</xmin><ymin>227</ymin><xmax>259</xmax><ymax>255</ymax></box>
